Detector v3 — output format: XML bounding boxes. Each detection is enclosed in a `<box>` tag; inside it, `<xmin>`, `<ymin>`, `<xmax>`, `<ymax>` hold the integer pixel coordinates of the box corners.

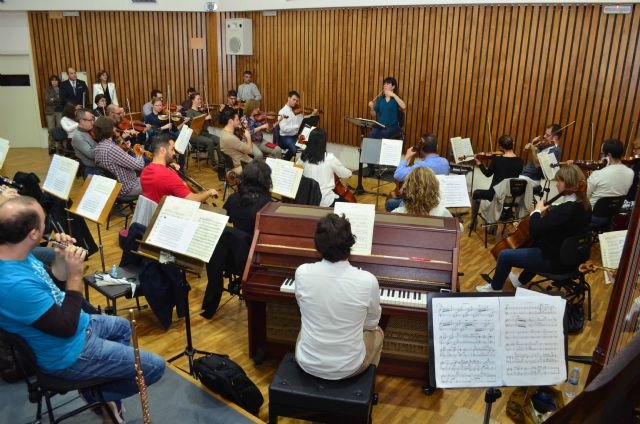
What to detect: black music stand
<box><xmin>345</xmin><ymin>117</ymin><xmax>386</xmax><ymax>195</ymax></box>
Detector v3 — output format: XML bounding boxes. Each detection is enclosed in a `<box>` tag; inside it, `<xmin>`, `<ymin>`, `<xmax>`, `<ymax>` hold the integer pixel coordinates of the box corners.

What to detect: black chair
<box><xmin>98</xmin><ymin>168</ymin><xmax>137</xmax><ymax>230</ymax></box>
<box><xmin>282</xmin><ymin>176</ymin><xmax>322</xmax><ymax>206</ymax></box>
<box><xmin>591</xmin><ymin>195</ymin><xmax>626</xmax><ymax>234</ymax></box>
<box><xmin>528</xmin><ymin>231</ymin><xmax>593</xmax><ymax>320</ymax></box>
<box><xmin>188</xmin><ymin>142</ymin><xmax>209</xmax><ymax>171</ymax></box>
<box><xmin>0</xmin><ymin>328</ymin><xmax>118</xmax><ymax>424</ymax></box>
<box><xmin>269</xmin><ymin>353</ymin><xmax>377</xmax><ymax>424</ymax></box>
<box><xmin>478</xmin><ymin>178</ymin><xmax>528</xmax><ymax>247</ymax></box>
<box><xmin>218</xmin><ymin>150</ymin><xmax>239</xmax><ymax>201</ymax></box>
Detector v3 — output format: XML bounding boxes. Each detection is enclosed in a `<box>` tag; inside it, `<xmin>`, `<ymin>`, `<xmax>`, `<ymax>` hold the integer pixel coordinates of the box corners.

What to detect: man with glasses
<box><xmin>520</xmin><ymin>123</ymin><xmax>563</xmax><ymax>187</ymax></box>
<box><xmin>70</xmin><ymin>109</ymin><xmax>99</xmax><ymax>178</ymax></box>
<box><xmin>142</xmin><ymin>89</ymin><xmax>163</xmax><ymax>117</ymax></box>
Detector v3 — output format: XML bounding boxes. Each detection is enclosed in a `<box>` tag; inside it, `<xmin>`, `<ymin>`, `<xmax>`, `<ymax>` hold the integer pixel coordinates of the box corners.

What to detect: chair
<box><xmin>282</xmin><ymin>176</ymin><xmax>322</xmax><ymax>206</ymax></box>
<box><xmin>591</xmin><ymin>196</ymin><xmax>626</xmax><ymax>235</ymax></box>
<box><xmin>528</xmin><ymin>231</ymin><xmax>593</xmax><ymax>320</ymax></box>
<box><xmin>217</xmin><ymin>150</ymin><xmax>239</xmax><ymax>200</ymax></box>
<box><xmin>0</xmin><ymin>328</ymin><xmax>118</xmax><ymax>424</ymax></box>
<box><xmin>477</xmin><ymin>178</ymin><xmax>528</xmax><ymax>248</ymax></box>
<box><xmin>269</xmin><ymin>353</ymin><xmax>377</xmax><ymax>424</ymax></box>
<box><xmin>130</xmin><ymin>194</ymin><xmax>158</xmax><ymax>227</ymax></box>
<box><xmin>98</xmin><ymin>168</ymin><xmax>137</xmax><ymax>230</ymax></box>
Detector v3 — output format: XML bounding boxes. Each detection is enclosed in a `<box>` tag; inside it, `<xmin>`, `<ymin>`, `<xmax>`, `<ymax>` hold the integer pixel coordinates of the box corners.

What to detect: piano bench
<box><xmin>268</xmin><ymin>353</ymin><xmax>377</xmax><ymax>424</ymax></box>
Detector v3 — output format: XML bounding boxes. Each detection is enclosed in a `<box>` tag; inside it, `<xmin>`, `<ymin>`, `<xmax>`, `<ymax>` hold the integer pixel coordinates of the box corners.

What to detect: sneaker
<box><xmin>509</xmin><ymin>272</ymin><xmax>522</xmax><ymax>288</ymax></box>
<box><xmin>476</xmin><ymin>283</ymin><xmax>501</xmax><ymax>293</ymax></box>
<box><xmin>79</xmin><ymin>389</ymin><xmax>125</xmax><ymax>423</ymax></box>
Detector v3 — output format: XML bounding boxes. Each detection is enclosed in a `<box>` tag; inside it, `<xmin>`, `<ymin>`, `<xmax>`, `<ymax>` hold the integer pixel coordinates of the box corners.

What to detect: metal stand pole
<box><xmin>483</xmin><ymin>387</ymin><xmax>502</xmax><ymax>424</ymax></box>
<box><xmin>96</xmin><ymin>223</ymin><xmax>106</xmax><ymax>273</ymax></box>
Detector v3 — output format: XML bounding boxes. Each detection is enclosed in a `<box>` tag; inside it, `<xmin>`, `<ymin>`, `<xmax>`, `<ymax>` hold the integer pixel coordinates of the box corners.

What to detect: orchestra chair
<box><xmin>477</xmin><ymin>178</ymin><xmax>528</xmax><ymax>248</ymax></box>
<box><xmin>590</xmin><ymin>195</ymin><xmax>626</xmax><ymax>235</ymax></box>
<box><xmin>217</xmin><ymin>150</ymin><xmax>239</xmax><ymax>201</ymax></box>
<box><xmin>282</xmin><ymin>176</ymin><xmax>322</xmax><ymax>206</ymax></box>
<box><xmin>0</xmin><ymin>328</ymin><xmax>119</xmax><ymax>424</ymax></box>
<box><xmin>269</xmin><ymin>353</ymin><xmax>377</xmax><ymax>424</ymax></box>
<box><xmin>97</xmin><ymin>168</ymin><xmax>137</xmax><ymax>230</ymax></box>
<box><xmin>527</xmin><ymin>231</ymin><xmax>593</xmax><ymax>320</ymax></box>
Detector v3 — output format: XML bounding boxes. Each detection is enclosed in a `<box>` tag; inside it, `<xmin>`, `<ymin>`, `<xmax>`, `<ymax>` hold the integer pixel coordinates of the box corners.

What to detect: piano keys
<box><xmin>242</xmin><ymin>203</ymin><xmax>461</xmax><ymax>379</ymax></box>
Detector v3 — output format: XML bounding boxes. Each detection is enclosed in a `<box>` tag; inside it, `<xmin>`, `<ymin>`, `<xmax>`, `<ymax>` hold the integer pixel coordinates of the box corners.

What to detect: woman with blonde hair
<box><xmin>392</xmin><ymin>167</ymin><xmax>451</xmax><ymax>217</ymax></box>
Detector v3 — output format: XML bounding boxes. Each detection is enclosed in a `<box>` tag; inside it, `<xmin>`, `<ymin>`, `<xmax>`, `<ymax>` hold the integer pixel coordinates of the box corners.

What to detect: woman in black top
<box><xmin>223</xmin><ymin>160</ymin><xmax>273</xmax><ymax>235</ymax></box>
<box><xmin>469</xmin><ymin>135</ymin><xmax>524</xmax><ymax>230</ymax></box>
<box><xmin>476</xmin><ymin>164</ymin><xmax>591</xmax><ymax>292</ymax></box>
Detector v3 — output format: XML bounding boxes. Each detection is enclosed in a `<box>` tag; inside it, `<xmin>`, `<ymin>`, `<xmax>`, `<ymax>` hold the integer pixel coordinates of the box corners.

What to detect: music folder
<box><xmin>360</xmin><ymin>138</ymin><xmax>403</xmax><ymax>166</ymax></box>
<box><xmin>68</xmin><ymin>175</ymin><xmax>122</xmax><ymax>225</ymax></box>
<box><xmin>0</xmin><ymin>137</ymin><xmax>9</xmax><ymax>170</ymax></box>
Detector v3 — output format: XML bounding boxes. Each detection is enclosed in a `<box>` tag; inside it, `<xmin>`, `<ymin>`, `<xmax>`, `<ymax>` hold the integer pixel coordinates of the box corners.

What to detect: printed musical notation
<box><xmin>431</xmin><ymin>295</ymin><xmax>566</xmax><ymax>389</ymax></box>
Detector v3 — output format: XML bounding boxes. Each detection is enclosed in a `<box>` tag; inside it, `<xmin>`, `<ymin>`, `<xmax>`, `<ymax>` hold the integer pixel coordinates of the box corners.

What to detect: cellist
<box><xmin>476</xmin><ymin>164</ymin><xmax>590</xmax><ymax>292</ymax></box>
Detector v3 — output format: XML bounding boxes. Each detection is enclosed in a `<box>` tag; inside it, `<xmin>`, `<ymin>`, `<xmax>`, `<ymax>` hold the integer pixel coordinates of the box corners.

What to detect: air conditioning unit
<box><xmin>225</xmin><ymin>19</ymin><xmax>252</xmax><ymax>55</ymax></box>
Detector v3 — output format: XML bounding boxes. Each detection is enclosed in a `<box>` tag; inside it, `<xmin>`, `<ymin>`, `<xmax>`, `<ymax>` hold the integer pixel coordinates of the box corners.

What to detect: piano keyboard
<box><xmin>280</xmin><ymin>278</ymin><xmax>427</xmax><ymax>309</ymax></box>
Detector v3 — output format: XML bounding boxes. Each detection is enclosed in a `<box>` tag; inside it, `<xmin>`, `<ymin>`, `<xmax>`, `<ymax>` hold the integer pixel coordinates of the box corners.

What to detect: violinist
<box><xmin>626</xmin><ymin>138</ymin><xmax>640</xmax><ymax>202</ymax></box>
<box><xmin>520</xmin><ymin>123</ymin><xmax>562</xmax><ymax>186</ymax></box>
<box><xmin>107</xmin><ymin>104</ymin><xmax>148</xmax><ymax>147</ymax></box>
<box><xmin>213</xmin><ymin>90</ymin><xmax>243</xmax><ymax>120</ymax></box>
<box><xmin>185</xmin><ymin>92</ymin><xmax>219</xmax><ymax>167</ymax></box>
<box><xmin>241</xmin><ymin>99</ymin><xmax>282</xmax><ymax>159</ymax></box>
<box><xmin>180</xmin><ymin>87</ymin><xmax>197</xmax><ymax>113</ymax></box>
<box><xmin>297</xmin><ymin>128</ymin><xmax>352</xmax><ymax>207</ymax></box>
<box><xmin>219</xmin><ymin>109</ymin><xmax>253</xmax><ymax>175</ymax></box>
<box><xmin>278</xmin><ymin>91</ymin><xmax>318</xmax><ymax>161</ymax></box>
<box><xmin>70</xmin><ymin>108</ymin><xmax>100</xmax><ymax>178</ymax></box>
<box><xmin>142</xmin><ymin>89</ymin><xmax>162</xmax><ymax>117</ymax></box>
<box><xmin>587</xmin><ymin>138</ymin><xmax>634</xmax><ymax>210</ymax></box>
<box><xmin>144</xmin><ymin>99</ymin><xmax>189</xmax><ymax>140</ymax></box>
<box><xmin>476</xmin><ymin>164</ymin><xmax>590</xmax><ymax>292</ymax></box>
<box><xmin>469</xmin><ymin>135</ymin><xmax>524</xmax><ymax>231</ymax></box>
<box><xmin>237</xmin><ymin>70</ymin><xmax>262</xmax><ymax>102</ymax></box>
<box><xmin>140</xmin><ymin>135</ymin><xmax>218</xmax><ymax>204</ymax></box>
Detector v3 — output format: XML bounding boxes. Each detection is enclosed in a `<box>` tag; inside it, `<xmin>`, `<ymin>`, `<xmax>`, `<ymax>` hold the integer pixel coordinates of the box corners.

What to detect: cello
<box><xmin>334</xmin><ymin>175</ymin><xmax>356</xmax><ymax>203</ymax></box>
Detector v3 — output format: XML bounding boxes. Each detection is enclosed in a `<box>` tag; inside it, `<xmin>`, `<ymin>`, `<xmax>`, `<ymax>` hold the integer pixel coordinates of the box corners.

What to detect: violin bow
<box><xmin>625</xmin><ymin>120</ymin><xmax>637</xmax><ymax>157</ymax></box>
<box><xmin>487</xmin><ymin>114</ymin><xmax>494</xmax><ymax>152</ymax></box>
<box><xmin>590</xmin><ymin>121</ymin><xmax>595</xmax><ymax>161</ymax></box>
<box><xmin>127</xmin><ymin>98</ymin><xmax>135</xmax><ymax>132</ymax></box>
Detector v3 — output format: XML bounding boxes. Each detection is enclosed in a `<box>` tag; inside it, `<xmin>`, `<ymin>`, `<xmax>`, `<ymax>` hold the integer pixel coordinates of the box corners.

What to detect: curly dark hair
<box><xmin>238</xmin><ymin>161</ymin><xmax>272</xmax><ymax>207</ymax></box>
<box><xmin>314</xmin><ymin>213</ymin><xmax>356</xmax><ymax>262</ymax></box>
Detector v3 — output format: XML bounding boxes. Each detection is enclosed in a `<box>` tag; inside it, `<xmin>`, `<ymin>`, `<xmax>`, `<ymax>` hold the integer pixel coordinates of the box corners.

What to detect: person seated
<box><xmin>476</xmin><ymin>164</ymin><xmax>591</xmax><ymax>292</ymax></box>
<box><xmin>297</xmin><ymin>128</ymin><xmax>352</xmax><ymax>207</ymax></box>
<box><xmin>93</xmin><ymin>94</ymin><xmax>108</xmax><ymax>117</ymax></box>
<box><xmin>627</xmin><ymin>137</ymin><xmax>640</xmax><ymax>202</ymax></box>
<box><xmin>60</xmin><ymin>102</ymin><xmax>80</xmax><ymax>142</ymax></box>
<box><xmin>386</xmin><ymin>133</ymin><xmax>450</xmax><ymax>212</ymax></box>
<box><xmin>469</xmin><ymin>135</ymin><xmax>524</xmax><ymax>230</ymax></box>
<box><xmin>391</xmin><ymin>167</ymin><xmax>452</xmax><ymax>219</ymax></box>
<box><xmin>213</xmin><ymin>90</ymin><xmax>243</xmax><ymax>122</ymax></box>
<box><xmin>295</xmin><ymin>213</ymin><xmax>383</xmax><ymax>380</ymax></box>
<box><xmin>142</xmin><ymin>89</ymin><xmax>162</xmax><ymax>117</ymax></box>
<box><xmin>70</xmin><ymin>108</ymin><xmax>100</xmax><ymax>178</ymax></box>
<box><xmin>201</xmin><ymin>161</ymin><xmax>272</xmax><ymax>318</ymax></box>
<box><xmin>106</xmin><ymin>104</ymin><xmax>149</xmax><ymax>148</ymax></box>
<box><xmin>180</xmin><ymin>87</ymin><xmax>197</xmax><ymax>113</ymax></box>
<box><xmin>587</xmin><ymin>138</ymin><xmax>634</xmax><ymax>215</ymax></box>
<box><xmin>94</xmin><ymin>117</ymin><xmax>145</xmax><ymax>197</ymax></box>
<box><xmin>184</xmin><ymin>92</ymin><xmax>219</xmax><ymax>167</ymax></box>
<box><xmin>140</xmin><ymin>134</ymin><xmax>218</xmax><ymax>204</ymax></box>
<box><xmin>0</xmin><ymin>197</ymin><xmax>165</xmax><ymax>421</ymax></box>
<box><xmin>520</xmin><ymin>123</ymin><xmax>562</xmax><ymax>187</ymax></box>
<box><xmin>143</xmin><ymin>99</ymin><xmax>189</xmax><ymax>140</ymax></box>
<box><xmin>219</xmin><ymin>109</ymin><xmax>253</xmax><ymax>175</ymax></box>
<box><xmin>277</xmin><ymin>91</ymin><xmax>320</xmax><ymax>161</ymax></box>
<box><xmin>241</xmin><ymin>99</ymin><xmax>283</xmax><ymax>160</ymax></box>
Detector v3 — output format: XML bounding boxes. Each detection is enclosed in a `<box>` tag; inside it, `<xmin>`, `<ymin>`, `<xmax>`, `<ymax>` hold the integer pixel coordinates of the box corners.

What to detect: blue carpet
<box><xmin>0</xmin><ymin>366</ymin><xmax>255</xmax><ymax>423</ymax></box>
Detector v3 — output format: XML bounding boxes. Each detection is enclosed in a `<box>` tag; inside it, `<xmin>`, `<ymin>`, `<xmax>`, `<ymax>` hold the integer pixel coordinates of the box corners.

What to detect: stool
<box><xmin>269</xmin><ymin>353</ymin><xmax>377</xmax><ymax>424</ymax></box>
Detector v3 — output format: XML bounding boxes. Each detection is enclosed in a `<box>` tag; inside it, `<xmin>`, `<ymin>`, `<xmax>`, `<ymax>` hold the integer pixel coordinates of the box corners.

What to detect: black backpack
<box><xmin>193</xmin><ymin>354</ymin><xmax>263</xmax><ymax>415</ymax></box>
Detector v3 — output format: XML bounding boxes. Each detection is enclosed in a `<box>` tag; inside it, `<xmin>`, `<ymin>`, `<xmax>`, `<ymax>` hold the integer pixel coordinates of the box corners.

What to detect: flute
<box><xmin>48</xmin><ymin>237</ymin><xmax>89</xmax><ymax>255</ymax></box>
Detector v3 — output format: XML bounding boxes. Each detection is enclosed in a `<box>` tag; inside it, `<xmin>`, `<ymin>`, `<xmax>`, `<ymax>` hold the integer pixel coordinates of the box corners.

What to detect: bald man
<box><xmin>59</xmin><ymin>67</ymin><xmax>90</xmax><ymax>107</ymax></box>
<box><xmin>0</xmin><ymin>197</ymin><xmax>165</xmax><ymax>420</ymax></box>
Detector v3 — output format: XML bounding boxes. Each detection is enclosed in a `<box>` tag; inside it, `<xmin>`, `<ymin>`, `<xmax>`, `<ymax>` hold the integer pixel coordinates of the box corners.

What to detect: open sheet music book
<box><xmin>0</xmin><ymin>138</ymin><xmax>9</xmax><ymax>169</ymax></box>
<box><xmin>42</xmin><ymin>154</ymin><xmax>80</xmax><ymax>200</ymax></box>
<box><xmin>437</xmin><ymin>175</ymin><xmax>471</xmax><ymax>208</ymax></box>
<box><xmin>266</xmin><ymin>158</ymin><xmax>304</xmax><ymax>199</ymax></box>
<box><xmin>537</xmin><ymin>151</ymin><xmax>559</xmax><ymax>181</ymax></box>
<box><xmin>174</xmin><ymin>125</ymin><xmax>194</xmax><ymax>154</ymax></box>
<box><xmin>599</xmin><ymin>230</ymin><xmax>627</xmax><ymax>284</ymax></box>
<box><xmin>334</xmin><ymin>202</ymin><xmax>376</xmax><ymax>256</ymax></box>
<box><xmin>430</xmin><ymin>293</ymin><xmax>566</xmax><ymax>388</ymax></box>
<box><xmin>450</xmin><ymin>137</ymin><xmax>474</xmax><ymax>164</ymax></box>
<box><xmin>144</xmin><ymin>196</ymin><xmax>229</xmax><ymax>263</ymax></box>
<box><xmin>72</xmin><ymin>175</ymin><xmax>121</xmax><ymax>224</ymax></box>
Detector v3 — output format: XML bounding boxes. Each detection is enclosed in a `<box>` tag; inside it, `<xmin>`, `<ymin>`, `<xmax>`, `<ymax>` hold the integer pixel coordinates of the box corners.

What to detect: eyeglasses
<box><xmin>80</xmin><ymin>117</ymin><xmax>95</xmax><ymax>122</ymax></box>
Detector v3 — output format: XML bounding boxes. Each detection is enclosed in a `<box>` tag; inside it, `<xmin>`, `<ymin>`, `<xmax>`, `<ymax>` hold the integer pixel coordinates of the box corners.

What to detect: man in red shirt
<box><xmin>140</xmin><ymin>135</ymin><xmax>218</xmax><ymax>203</ymax></box>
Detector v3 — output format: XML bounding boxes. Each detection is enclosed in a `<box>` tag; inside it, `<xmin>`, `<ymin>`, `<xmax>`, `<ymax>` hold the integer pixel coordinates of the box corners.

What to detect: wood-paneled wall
<box><xmin>30</xmin><ymin>5</ymin><xmax>640</xmax><ymax>160</ymax></box>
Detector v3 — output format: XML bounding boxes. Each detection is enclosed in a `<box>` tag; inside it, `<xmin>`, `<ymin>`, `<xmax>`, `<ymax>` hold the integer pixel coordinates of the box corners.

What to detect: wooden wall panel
<box><xmin>29</xmin><ymin>5</ymin><xmax>640</xmax><ymax>161</ymax></box>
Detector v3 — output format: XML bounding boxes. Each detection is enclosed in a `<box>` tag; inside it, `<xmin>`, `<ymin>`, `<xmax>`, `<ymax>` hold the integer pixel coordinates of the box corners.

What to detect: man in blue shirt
<box><xmin>0</xmin><ymin>196</ymin><xmax>165</xmax><ymax>421</ymax></box>
<box><xmin>386</xmin><ymin>133</ymin><xmax>450</xmax><ymax>211</ymax></box>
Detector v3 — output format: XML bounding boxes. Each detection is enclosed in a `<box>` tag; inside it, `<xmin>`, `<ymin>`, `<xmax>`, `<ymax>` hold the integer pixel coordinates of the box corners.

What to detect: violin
<box><xmin>334</xmin><ymin>175</ymin><xmax>356</xmax><ymax>203</ymax></box>
<box><xmin>293</xmin><ymin>106</ymin><xmax>323</xmax><ymax>115</ymax></box>
<box><xmin>161</xmin><ymin>103</ymin><xmax>180</xmax><ymax>112</ymax></box>
<box><xmin>117</xmin><ymin>118</ymin><xmax>146</xmax><ymax>134</ymax></box>
<box><xmin>552</xmin><ymin>159</ymin><xmax>606</xmax><ymax>171</ymax></box>
<box><xmin>133</xmin><ymin>144</ymin><xmax>153</xmax><ymax>159</ymax></box>
<box><xmin>621</xmin><ymin>155</ymin><xmax>640</xmax><ymax>166</ymax></box>
<box><xmin>255</xmin><ymin>112</ymin><xmax>287</xmax><ymax>123</ymax></box>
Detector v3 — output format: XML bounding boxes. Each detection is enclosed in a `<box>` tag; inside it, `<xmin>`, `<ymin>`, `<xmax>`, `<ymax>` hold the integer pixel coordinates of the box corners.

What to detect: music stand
<box><xmin>345</xmin><ymin>117</ymin><xmax>386</xmax><ymax>195</ymax></box>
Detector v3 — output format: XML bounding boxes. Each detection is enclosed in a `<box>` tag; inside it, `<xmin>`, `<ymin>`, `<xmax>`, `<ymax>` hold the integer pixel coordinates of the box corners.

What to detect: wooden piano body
<box><xmin>242</xmin><ymin>203</ymin><xmax>460</xmax><ymax>379</ymax></box>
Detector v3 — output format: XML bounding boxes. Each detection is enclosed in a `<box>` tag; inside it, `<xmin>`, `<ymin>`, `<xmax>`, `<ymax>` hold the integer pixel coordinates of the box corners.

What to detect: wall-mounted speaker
<box><xmin>225</xmin><ymin>19</ymin><xmax>252</xmax><ymax>56</ymax></box>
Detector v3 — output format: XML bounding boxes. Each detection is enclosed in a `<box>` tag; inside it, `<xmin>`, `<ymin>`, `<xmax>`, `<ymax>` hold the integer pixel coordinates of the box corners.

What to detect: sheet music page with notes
<box><xmin>450</xmin><ymin>137</ymin><xmax>474</xmax><ymax>164</ymax></box>
<box><xmin>0</xmin><ymin>138</ymin><xmax>9</xmax><ymax>170</ymax></box>
<box><xmin>437</xmin><ymin>175</ymin><xmax>471</xmax><ymax>208</ymax></box>
<box><xmin>334</xmin><ymin>202</ymin><xmax>376</xmax><ymax>256</ymax></box>
<box><xmin>266</xmin><ymin>157</ymin><xmax>303</xmax><ymax>199</ymax></box>
<box><xmin>537</xmin><ymin>151</ymin><xmax>559</xmax><ymax>181</ymax></box>
<box><xmin>74</xmin><ymin>175</ymin><xmax>119</xmax><ymax>222</ymax></box>
<box><xmin>378</xmin><ymin>138</ymin><xmax>403</xmax><ymax>166</ymax></box>
<box><xmin>599</xmin><ymin>230</ymin><xmax>627</xmax><ymax>284</ymax></box>
<box><xmin>174</xmin><ymin>126</ymin><xmax>193</xmax><ymax>154</ymax></box>
<box><xmin>42</xmin><ymin>154</ymin><xmax>80</xmax><ymax>200</ymax></box>
<box><xmin>432</xmin><ymin>295</ymin><xmax>566</xmax><ymax>388</ymax></box>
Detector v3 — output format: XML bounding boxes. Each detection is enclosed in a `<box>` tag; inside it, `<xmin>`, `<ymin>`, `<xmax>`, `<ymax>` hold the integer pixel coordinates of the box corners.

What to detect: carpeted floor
<box><xmin>0</xmin><ymin>366</ymin><xmax>256</xmax><ymax>424</ymax></box>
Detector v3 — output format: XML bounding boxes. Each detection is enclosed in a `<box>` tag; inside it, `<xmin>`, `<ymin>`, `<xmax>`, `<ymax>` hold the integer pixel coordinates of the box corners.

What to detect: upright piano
<box><xmin>242</xmin><ymin>203</ymin><xmax>460</xmax><ymax>379</ymax></box>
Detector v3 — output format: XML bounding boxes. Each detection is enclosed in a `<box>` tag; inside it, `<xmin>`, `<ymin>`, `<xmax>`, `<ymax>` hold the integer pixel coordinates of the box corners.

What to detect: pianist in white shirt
<box><xmin>294</xmin><ymin>213</ymin><xmax>384</xmax><ymax>380</ymax></box>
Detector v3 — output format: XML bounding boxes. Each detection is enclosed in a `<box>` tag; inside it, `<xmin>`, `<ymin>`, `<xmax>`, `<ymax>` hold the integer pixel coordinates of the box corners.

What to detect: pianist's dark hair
<box><xmin>314</xmin><ymin>213</ymin><xmax>356</xmax><ymax>262</ymax></box>
<box><xmin>238</xmin><ymin>161</ymin><xmax>272</xmax><ymax>207</ymax></box>
<box><xmin>300</xmin><ymin>128</ymin><xmax>327</xmax><ymax>164</ymax></box>
<box><xmin>0</xmin><ymin>197</ymin><xmax>41</xmax><ymax>245</ymax></box>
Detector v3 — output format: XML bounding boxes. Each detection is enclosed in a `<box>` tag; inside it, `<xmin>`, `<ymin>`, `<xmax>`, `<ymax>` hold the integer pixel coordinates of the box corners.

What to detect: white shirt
<box><xmin>237</xmin><ymin>82</ymin><xmax>262</xmax><ymax>102</ymax></box>
<box><xmin>295</xmin><ymin>259</ymin><xmax>381</xmax><ymax>380</ymax></box>
<box><xmin>392</xmin><ymin>202</ymin><xmax>452</xmax><ymax>217</ymax></box>
<box><xmin>299</xmin><ymin>153</ymin><xmax>352</xmax><ymax>207</ymax></box>
<box><xmin>92</xmin><ymin>82</ymin><xmax>119</xmax><ymax>108</ymax></box>
<box><xmin>278</xmin><ymin>105</ymin><xmax>303</xmax><ymax>136</ymax></box>
<box><xmin>60</xmin><ymin>116</ymin><xmax>78</xmax><ymax>139</ymax></box>
<box><xmin>587</xmin><ymin>163</ymin><xmax>634</xmax><ymax>207</ymax></box>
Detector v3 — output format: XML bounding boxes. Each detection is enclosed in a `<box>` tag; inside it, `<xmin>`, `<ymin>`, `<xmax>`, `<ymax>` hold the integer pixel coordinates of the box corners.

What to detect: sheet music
<box><xmin>266</xmin><ymin>158</ymin><xmax>303</xmax><ymax>199</ymax></box>
<box><xmin>74</xmin><ymin>175</ymin><xmax>118</xmax><ymax>222</ymax></box>
<box><xmin>437</xmin><ymin>175</ymin><xmax>471</xmax><ymax>208</ymax></box>
<box><xmin>431</xmin><ymin>295</ymin><xmax>566</xmax><ymax>388</ymax></box>
<box><xmin>42</xmin><ymin>154</ymin><xmax>80</xmax><ymax>200</ymax></box>
<box><xmin>0</xmin><ymin>138</ymin><xmax>9</xmax><ymax>169</ymax></box>
<box><xmin>185</xmin><ymin>208</ymin><xmax>229</xmax><ymax>262</ymax></box>
<box><xmin>334</xmin><ymin>202</ymin><xmax>376</xmax><ymax>256</ymax></box>
<box><xmin>174</xmin><ymin>125</ymin><xmax>193</xmax><ymax>154</ymax></box>
<box><xmin>599</xmin><ymin>230</ymin><xmax>627</xmax><ymax>284</ymax></box>
<box><xmin>296</xmin><ymin>125</ymin><xmax>315</xmax><ymax>149</ymax></box>
<box><xmin>450</xmin><ymin>137</ymin><xmax>474</xmax><ymax>164</ymax></box>
<box><xmin>378</xmin><ymin>138</ymin><xmax>403</xmax><ymax>166</ymax></box>
<box><xmin>537</xmin><ymin>151</ymin><xmax>559</xmax><ymax>181</ymax></box>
